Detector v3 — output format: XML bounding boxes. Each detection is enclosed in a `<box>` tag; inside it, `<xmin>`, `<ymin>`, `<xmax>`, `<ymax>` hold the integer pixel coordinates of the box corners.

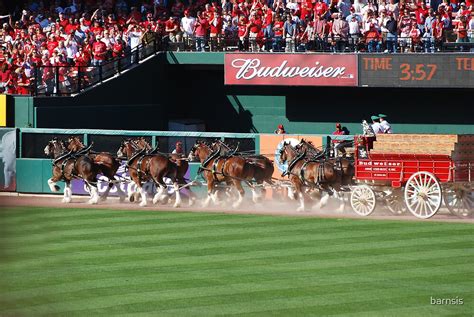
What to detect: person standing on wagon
<box><xmin>370</xmin><ymin>115</ymin><xmax>383</xmax><ymax>134</ymax></box>
<box><xmin>378</xmin><ymin>114</ymin><xmax>393</xmax><ymax>134</ymax></box>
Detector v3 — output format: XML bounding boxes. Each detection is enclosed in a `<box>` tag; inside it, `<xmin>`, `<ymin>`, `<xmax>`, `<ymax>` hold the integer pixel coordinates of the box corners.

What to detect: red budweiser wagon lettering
<box><xmin>225</xmin><ymin>54</ymin><xmax>358</xmax><ymax>86</ymax></box>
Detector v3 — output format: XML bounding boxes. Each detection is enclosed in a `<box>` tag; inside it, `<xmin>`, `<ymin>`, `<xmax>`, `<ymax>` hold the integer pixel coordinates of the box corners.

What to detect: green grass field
<box><xmin>0</xmin><ymin>206</ymin><xmax>472</xmax><ymax>316</ymax></box>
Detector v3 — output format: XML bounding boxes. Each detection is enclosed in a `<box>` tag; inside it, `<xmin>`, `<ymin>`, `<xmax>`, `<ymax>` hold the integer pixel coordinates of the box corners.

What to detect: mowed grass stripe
<box><xmin>3</xmin><ymin>249</ymin><xmax>471</xmax><ymax>296</ymax></box>
<box><xmin>3</xmin><ymin>230</ymin><xmax>472</xmax><ymax>269</ymax></box>
<box><xmin>3</xmin><ymin>276</ymin><xmax>472</xmax><ymax>315</ymax></box>
<box><xmin>2</xmin><ymin>261</ymin><xmax>471</xmax><ymax>304</ymax></box>
<box><xmin>4</xmin><ymin>280</ymin><xmax>472</xmax><ymax>316</ymax></box>
<box><xmin>3</xmin><ymin>229</ymin><xmax>472</xmax><ymax>268</ymax></box>
<box><xmin>1</xmin><ymin>207</ymin><xmax>472</xmax><ymax>316</ymax></box>
<box><xmin>2</xmin><ymin>215</ymin><xmax>470</xmax><ymax>247</ymax></box>
<box><xmin>4</xmin><ymin>224</ymin><xmax>472</xmax><ymax>260</ymax></box>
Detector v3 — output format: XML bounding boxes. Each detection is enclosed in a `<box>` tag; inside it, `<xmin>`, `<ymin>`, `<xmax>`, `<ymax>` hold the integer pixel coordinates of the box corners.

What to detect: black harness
<box><xmin>282</xmin><ymin>151</ymin><xmax>305</xmax><ymax>177</ymax></box>
<box><xmin>125</xmin><ymin>148</ymin><xmax>150</xmax><ymax>183</ymax></box>
<box><xmin>197</xmin><ymin>148</ymin><xmax>220</xmax><ymax>176</ymax></box>
<box><xmin>52</xmin><ymin>150</ymin><xmax>82</xmax><ymax>180</ymax></box>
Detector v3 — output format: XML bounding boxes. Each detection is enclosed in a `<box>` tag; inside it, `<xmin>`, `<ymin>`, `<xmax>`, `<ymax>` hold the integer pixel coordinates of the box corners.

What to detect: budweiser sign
<box><xmin>225</xmin><ymin>54</ymin><xmax>358</xmax><ymax>86</ymax></box>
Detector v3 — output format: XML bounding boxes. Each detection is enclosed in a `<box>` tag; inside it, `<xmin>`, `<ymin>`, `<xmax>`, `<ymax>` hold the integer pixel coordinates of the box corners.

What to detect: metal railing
<box><xmin>163</xmin><ymin>35</ymin><xmax>474</xmax><ymax>53</ymax></box>
<box><xmin>32</xmin><ymin>37</ymin><xmax>163</xmax><ymax>97</ymax></box>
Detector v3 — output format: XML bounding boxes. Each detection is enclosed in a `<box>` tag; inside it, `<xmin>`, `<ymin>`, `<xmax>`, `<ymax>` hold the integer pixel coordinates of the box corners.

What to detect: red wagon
<box><xmin>350</xmin><ymin>134</ymin><xmax>473</xmax><ymax>219</ymax></box>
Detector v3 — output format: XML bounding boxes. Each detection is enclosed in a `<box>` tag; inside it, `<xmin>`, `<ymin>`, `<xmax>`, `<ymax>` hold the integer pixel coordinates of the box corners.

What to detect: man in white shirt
<box><xmin>180</xmin><ymin>10</ymin><xmax>196</xmax><ymax>49</ymax></box>
<box><xmin>371</xmin><ymin>115</ymin><xmax>383</xmax><ymax>134</ymax></box>
<box><xmin>378</xmin><ymin>114</ymin><xmax>392</xmax><ymax>133</ymax></box>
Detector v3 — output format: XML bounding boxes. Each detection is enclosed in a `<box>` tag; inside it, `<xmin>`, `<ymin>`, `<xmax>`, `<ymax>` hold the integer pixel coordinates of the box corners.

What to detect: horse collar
<box><xmin>287</xmin><ymin>151</ymin><xmax>305</xmax><ymax>173</ymax></box>
<box><xmin>53</xmin><ymin>150</ymin><xmax>73</xmax><ymax>165</ymax></box>
<box><xmin>201</xmin><ymin>148</ymin><xmax>220</xmax><ymax>169</ymax></box>
<box><xmin>74</xmin><ymin>143</ymin><xmax>93</xmax><ymax>156</ymax></box>
<box><xmin>126</xmin><ymin>148</ymin><xmax>146</xmax><ymax>167</ymax></box>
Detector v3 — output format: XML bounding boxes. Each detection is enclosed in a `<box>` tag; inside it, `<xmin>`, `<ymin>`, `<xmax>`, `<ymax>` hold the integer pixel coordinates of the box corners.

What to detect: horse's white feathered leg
<box><xmin>138</xmin><ymin>187</ymin><xmax>148</xmax><ymax>207</ymax></box>
<box><xmin>153</xmin><ymin>186</ymin><xmax>164</xmax><ymax>204</ymax></box>
<box><xmin>173</xmin><ymin>183</ymin><xmax>181</xmax><ymax>208</ymax></box>
<box><xmin>296</xmin><ymin>192</ymin><xmax>305</xmax><ymax>212</ymax></box>
<box><xmin>62</xmin><ymin>182</ymin><xmax>72</xmax><ymax>203</ymax></box>
<box><xmin>48</xmin><ymin>178</ymin><xmax>60</xmax><ymax>192</ymax></box>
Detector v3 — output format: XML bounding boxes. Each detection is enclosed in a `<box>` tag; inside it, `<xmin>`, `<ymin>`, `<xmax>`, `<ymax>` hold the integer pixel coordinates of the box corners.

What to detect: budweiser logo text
<box><xmin>231</xmin><ymin>58</ymin><xmax>349</xmax><ymax>80</ymax></box>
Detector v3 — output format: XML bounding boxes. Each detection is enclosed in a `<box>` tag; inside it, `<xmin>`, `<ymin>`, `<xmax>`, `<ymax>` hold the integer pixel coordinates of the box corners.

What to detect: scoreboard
<box><xmin>359</xmin><ymin>54</ymin><xmax>474</xmax><ymax>88</ymax></box>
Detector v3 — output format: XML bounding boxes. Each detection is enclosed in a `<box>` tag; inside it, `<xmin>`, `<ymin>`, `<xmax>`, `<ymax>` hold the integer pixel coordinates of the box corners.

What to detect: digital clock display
<box><xmin>359</xmin><ymin>54</ymin><xmax>474</xmax><ymax>88</ymax></box>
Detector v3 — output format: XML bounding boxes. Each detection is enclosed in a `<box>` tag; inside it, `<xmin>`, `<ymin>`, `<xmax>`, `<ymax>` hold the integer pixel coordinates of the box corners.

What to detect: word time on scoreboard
<box><xmin>359</xmin><ymin>54</ymin><xmax>474</xmax><ymax>88</ymax></box>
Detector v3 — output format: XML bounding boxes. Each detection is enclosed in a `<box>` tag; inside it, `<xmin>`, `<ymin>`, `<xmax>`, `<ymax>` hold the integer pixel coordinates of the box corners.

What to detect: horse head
<box><xmin>279</xmin><ymin>141</ymin><xmax>290</xmax><ymax>164</ymax></box>
<box><xmin>44</xmin><ymin>137</ymin><xmax>66</xmax><ymax>158</ymax></box>
<box><xmin>66</xmin><ymin>135</ymin><xmax>84</xmax><ymax>152</ymax></box>
<box><xmin>132</xmin><ymin>137</ymin><xmax>152</xmax><ymax>151</ymax></box>
<box><xmin>188</xmin><ymin>140</ymin><xmax>211</xmax><ymax>162</ymax></box>
<box><xmin>117</xmin><ymin>139</ymin><xmax>138</xmax><ymax>159</ymax></box>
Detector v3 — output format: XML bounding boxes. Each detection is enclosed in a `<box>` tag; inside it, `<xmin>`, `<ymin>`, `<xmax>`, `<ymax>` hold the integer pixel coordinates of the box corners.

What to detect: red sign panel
<box><xmin>225</xmin><ymin>54</ymin><xmax>358</xmax><ymax>86</ymax></box>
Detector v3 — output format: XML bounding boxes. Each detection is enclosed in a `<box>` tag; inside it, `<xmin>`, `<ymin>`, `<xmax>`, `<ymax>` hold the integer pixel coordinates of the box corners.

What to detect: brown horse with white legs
<box><xmin>44</xmin><ymin>138</ymin><xmax>100</xmax><ymax>204</ymax></box>
<box><xmin>279</xmin><ymin>142</ymin><xmax>338</xmax><ymax>211</ymax></box>
<box><xmin>296</xmin><ymin>139</ymin><xmax>354</xmax><ymax>187</ymax></box>
<box><xmin>67</xmin><ymin>136</ymin><xmax>127</xmax><ymax>202</ymax></box>
<box><xmin>211</xmin><ymin>140</ymin><xmax>274</xmax><ymax>198</ymax></box>
<box><xmin>295</xmin><ymin>139</ymin><xmax>355</xmax><ymax>210</ymax></box>
<box><xmin>132</xmin><ymin>137</ymin><xmax>197</xmax><ymax>206</ymax></box>
<box><xmin>188</xmin><ymin>141</ymin><xmax>260</xmax><ymax>208</ymax></box>
<box><xmin>117</xmin><ymin>139</ymin><xmax>182</xmax><ymax>207</ymax></box>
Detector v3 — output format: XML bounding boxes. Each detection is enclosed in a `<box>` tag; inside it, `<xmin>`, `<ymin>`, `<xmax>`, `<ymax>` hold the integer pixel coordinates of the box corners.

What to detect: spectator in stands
<box><xmin>209</xmin><ymin>11</ymin><xmax>223</xmax><ymax>51</ymax></box>
<box><xmin>180</xmin><ymin>10</ymin><xmax>196</xmax><ymax>50</ymax></box>
<box><xmin>385</xmin><ymin>11</ymin><xmax>398</xmax><ymax>53</ymax></box>
<box><xmin>194</xmin><ymin>11</ymin><xmax>209</xmax><ymax>52</ymax></box>
<box><xmin>469</xmin><ymin>12</ymin><xmax>474</xmax><ymax>47</ymax></box>
<box><xmin>165</xmin><ymin>16</ymin><xmax>182</xmax><ymax>45</ymax></box>
<box><xmin>284</xmin><ymin>14</ymin><xmax>297</xmax><ymax>52</ymax></box>
<box><xmin>365</xmin><ymin>23</ymin><xmax>382</xmax><ymax>52</ymax></box>
<box><xmin>408</xmin><ymin>20</ymin><xmax>422</xmax><ymax>52</ymax></box>
<box><xmin>313</xmin><ymin>14</ymin><xmax>328</xmax><ymax>51</ymax></box>
<box><xmin>272</xmin><ymin>15</ymin><xmax>284</xmax><ymax>52</ymax></box>
<box><xmin>454</xmin><ymin>15</ymin><xmax>469</xmax><ymax>50</ymax></box>
<box><xmin>275</xmin><ymin>124</ymin><xmax>286</xmax><ymax>134</ymax></box>
<box><xmin>432</xmin><ymin>14</ymin><xmax>445</xmax><ymax>51</ymax></box>
<box><xmin>331</xmin><ymin>12</ymin><xmax>349</xmax><ymax>52</ymax></box>
<box><xmin>378</xmin><ymin>114</ymin><xmax>392</xmax><ymax>134</ymax></box>
<box><xmin>1</xmin><ymin>0</ymin><xmax>473</xmax><ymax>96</ymax></box>
<box><xmin>348</xmin><ymin>14</ymin><xmax>361</xmax><ymax>52</ymax></box>
<box><xmin>423</xmin><ymin>9</ymin><xmax>437</xmax><ymax>53</ymax></box>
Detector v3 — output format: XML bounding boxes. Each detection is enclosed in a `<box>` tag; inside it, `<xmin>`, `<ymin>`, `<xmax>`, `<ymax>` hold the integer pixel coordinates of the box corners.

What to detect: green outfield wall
<box><xmin>9</xmin><ymin>52</ymin><xmax>474</xmax><ymax>134</ymax></box>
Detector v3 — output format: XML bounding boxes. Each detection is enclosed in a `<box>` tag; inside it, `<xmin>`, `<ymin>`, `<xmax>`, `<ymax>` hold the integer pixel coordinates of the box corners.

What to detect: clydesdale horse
<box><xmin>188</xmin><ymin>141</ymin><xmax>261</xmax><ymax>208</ymax></box>
<box><xmin>44</xmin><ymin>138</ymin><xmax>100</xmax><ymax>204</ymax></box>
<box><xmin>117</xmin><ymin>139</ymin><xmax>182</xmax><ymax>207</ymax></box>
<box><xmin>67</xmin><ymin>136</ymin><xmax>127</xmax><ymax>202</ymax></box>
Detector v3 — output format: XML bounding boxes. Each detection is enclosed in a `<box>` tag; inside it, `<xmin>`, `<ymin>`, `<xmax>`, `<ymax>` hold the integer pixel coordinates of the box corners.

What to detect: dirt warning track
<box><xmin>0</xmin><ymin>194</ymin><xmax>472</xmax><ymax>223</ymax></box>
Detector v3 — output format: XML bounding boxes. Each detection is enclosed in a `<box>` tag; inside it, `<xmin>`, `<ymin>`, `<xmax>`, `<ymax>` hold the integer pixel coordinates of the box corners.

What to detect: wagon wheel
<box><xmin>443</xmin><ymin>184</ymin><xmax>473</xmax><ymax>218</ymax></box>
<box><xmin>404</xmin><ymin>172</ymin><xmax>442</xmax><ymax>219</ymax></box>
<box><xmin>385</xmin><ymin>190</ymin><xmax>407</xmax><ymax>215</ymax></box>
<box><xmin>350</xmin><ymin>185</ymin><xmax>376</xmax><ymax>216</ymax></box>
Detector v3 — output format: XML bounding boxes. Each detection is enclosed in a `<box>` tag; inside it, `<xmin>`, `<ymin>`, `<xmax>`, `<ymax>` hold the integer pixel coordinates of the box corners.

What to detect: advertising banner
<box><xmin>225</xmin><ymin>54</ymin><xmax>358</xmax><ymax>86</ymax></box>
<box><xmin>359</xmin><ymin>54</ymin><xmax>474</xmax><ymax>88</ymax></box>
<box><xmin>0</xmin><ymin>128</ymin><xmax>16</xmax><ymax>191</ymax></box>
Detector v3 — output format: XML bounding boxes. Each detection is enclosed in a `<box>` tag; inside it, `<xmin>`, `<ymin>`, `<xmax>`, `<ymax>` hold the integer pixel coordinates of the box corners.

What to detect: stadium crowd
<box><xmin>0</xmin><ymin>0</ymin><xmax>473</xmax><ymax>95</ymax></box>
